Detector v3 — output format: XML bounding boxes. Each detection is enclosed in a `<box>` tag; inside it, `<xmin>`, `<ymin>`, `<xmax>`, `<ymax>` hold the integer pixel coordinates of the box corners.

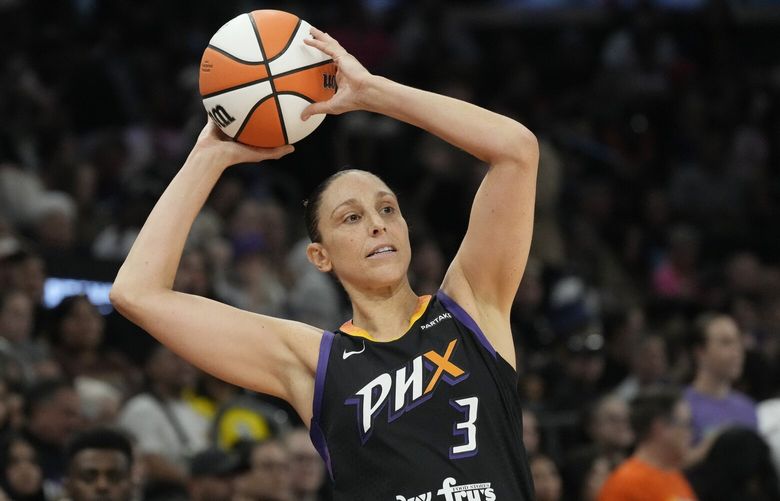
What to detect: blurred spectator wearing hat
<box><xmin>684</xmin><ymin>313</ymin><xmax>757</xmax><ymax>446</ymax></box>
<box><xmin>188</xmin><ymin>448</ymin><xmax>240</xmax><ymax>501</ymax></box>
<box><xmin>63</xmin><ymin>427</ymin><xmax>134</xmax><ymax>501</ymax></box>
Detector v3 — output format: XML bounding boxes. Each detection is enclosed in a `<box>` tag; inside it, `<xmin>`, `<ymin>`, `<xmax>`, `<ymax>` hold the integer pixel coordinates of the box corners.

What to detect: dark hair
<box><xmin>686</xmin><ymin>427</ymin><xmax>780</xmax><ymax>501</ymax></box>
<box><xmin>47</xmin><ymin>294</ymin><xmax>93</xmax><ymax>343</ymax></box>
<box><xmin>65</xmin><ymin>427</ymin><xmax>134</xmax><ymax>469</ymax></box>
<box><xmin>23</xmin><ymin>379</ymin><xmax>73</xmax><ymax>418</ymax></box>
<box><xmin>629</xmin><ymin>387</ymin><xmax>682</xmax><ymax>444</ymax></box>
<box><xmin>0</xmin><ymin>433</ymin><xmax>45</xmax><ymax>501</ymax></box>
<box><xmin>303</xmin><ymin>169</ymin><xmax>358</xmax><ymax>243</ymax></box>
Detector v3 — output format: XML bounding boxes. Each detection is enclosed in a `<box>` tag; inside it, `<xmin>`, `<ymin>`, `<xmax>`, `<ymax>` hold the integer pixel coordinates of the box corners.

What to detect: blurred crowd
<box><xmin>1</xmin><ymin>0</ymin><xmax>780</xmax><ymax>500</ymax></box>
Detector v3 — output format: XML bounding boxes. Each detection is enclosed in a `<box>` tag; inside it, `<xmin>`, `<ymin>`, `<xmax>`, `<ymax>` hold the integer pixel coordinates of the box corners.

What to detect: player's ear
<box><xmin>307</xmin><ymin>242</ymin><xmax>332</xmax><ymax>272</ymax></box>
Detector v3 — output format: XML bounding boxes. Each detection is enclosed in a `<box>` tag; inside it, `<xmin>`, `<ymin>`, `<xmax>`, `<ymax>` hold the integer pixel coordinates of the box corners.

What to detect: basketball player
<box><xmin>111</xmin><ymin>28</ymin><xmax>539</xmax><ymax>500</ymax></box>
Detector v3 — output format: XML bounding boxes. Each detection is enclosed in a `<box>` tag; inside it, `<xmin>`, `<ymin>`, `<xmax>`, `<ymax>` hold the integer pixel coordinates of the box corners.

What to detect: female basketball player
<box><xmin>111</xmin><ymin>28</ymin><xmax>539</xmax><ymax>500</ymax></box>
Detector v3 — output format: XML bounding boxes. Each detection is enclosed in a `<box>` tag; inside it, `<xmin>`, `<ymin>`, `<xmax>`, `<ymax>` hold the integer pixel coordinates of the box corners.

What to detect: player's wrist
<box><xmin>358</xmin><ymin>75</ymin><xmax>394</xmax><ymax>114</ymax></box>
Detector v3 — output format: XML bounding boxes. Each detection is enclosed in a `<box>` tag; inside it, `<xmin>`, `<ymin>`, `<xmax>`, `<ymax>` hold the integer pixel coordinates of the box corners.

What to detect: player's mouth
<box><xmin>366</xmin><ymin>245</ymin><xmax>397</xmax><ymax>258</ymax></box>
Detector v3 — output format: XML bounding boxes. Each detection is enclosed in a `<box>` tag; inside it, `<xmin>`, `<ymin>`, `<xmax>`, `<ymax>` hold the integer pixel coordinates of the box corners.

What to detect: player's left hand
<box><xmin>301</xmin><ymin>27</ymin><xmax>373</xmax><ymax>120</ymax></box>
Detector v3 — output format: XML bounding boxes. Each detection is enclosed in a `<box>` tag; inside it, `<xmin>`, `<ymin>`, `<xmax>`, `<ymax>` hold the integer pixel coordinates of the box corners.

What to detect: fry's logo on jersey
<box><xmin>397</xmin><ymin>477</ymin><xmax>496</xmax><ymax>501</ymax></box>
<box><xmin>346</xmin><ymin>339</ymin><xmax>469</xmax><ymax>442</ymax></box>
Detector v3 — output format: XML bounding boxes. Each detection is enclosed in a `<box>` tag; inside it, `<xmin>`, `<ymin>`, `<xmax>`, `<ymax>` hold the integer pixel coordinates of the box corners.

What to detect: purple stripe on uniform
<box><xmin>436</xmin><ymin>290</ymin><xmax>497</xmax><ymax>359</ymax></box>
<box><xmin>309</xmin><ymin>330</ymin><xmax>335</xmax><ymax>480</ymax></box>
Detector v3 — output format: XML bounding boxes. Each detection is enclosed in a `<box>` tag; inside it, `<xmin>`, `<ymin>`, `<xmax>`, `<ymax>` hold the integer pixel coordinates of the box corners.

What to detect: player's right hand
<box><xmin>193</xmin><ymin>120</ymin><xmax>294</xmax><ymax>168</ymax></box>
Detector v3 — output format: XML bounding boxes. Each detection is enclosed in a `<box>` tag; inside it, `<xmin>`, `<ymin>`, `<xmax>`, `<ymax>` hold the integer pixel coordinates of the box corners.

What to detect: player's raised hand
<box><xmin>301</xmin><ymin>27</ymin><xmax>373</xmax><ymax>120</ymax></box>
<box><xmin>193</xmin><ymin>120</ymin><xmax>294</xmax><ymax>168</ymax></box>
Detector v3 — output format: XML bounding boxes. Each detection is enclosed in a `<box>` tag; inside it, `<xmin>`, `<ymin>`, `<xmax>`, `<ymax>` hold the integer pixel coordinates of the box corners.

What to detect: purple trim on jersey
<box><xmin>345</xmin><ymin>389</ymin><xmax>389</xmax><ymax>444</ymax></box>
<box><xmin>436</xmin><ymin>290</ymin><xmax>497</xmax><ymax>359</ymax></box>
<box><xmin>310</xmin><ymin>330</ymin><xmax>335</xmax><ymax>479</ymax></box>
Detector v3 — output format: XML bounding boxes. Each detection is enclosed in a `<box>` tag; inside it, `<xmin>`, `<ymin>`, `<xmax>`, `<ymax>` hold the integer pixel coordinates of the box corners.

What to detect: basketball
<box><xmin>199</xmin><ymin>10</ymin><xmax>337</xmax><ymax>148</ymax></box>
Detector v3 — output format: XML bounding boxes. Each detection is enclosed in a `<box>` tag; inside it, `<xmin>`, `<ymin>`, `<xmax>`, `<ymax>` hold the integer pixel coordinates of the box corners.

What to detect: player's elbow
<box><xmin>109</xmin><ymin>278</ymin><xmax>156</xmax><ymax>318</ymax></box>
<box><xmin>109</xmin><ymin>282</ymin><xmax>137</xmax><ymax>316</ymax></box>
<box><xmin>509</xmin><ymin>126</ymin><xmax>539</xmax><ymax>169</ymax></box>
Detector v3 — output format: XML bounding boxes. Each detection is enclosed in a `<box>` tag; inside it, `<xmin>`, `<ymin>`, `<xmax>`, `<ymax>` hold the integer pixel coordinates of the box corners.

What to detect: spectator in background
<box><xmin>522</xmin><ymin>407</ymin><xmax>541</xmax><ymax>457</ymax></box>
<box><xmin>598</xmin><ymin>388</ymin><xmax>696</xmax><ymax>501</ymax></box>
<box><xmin>684</xmin><ymin>313</ymin><xmax>757</xmax><ymax>445</ymax></box>
<box><xmin>686</xmin><ymin>427</ymin><xmax>779</xmax><ymax>501</ymax></box>
<box><xmin>118</xmin><ymin>344</ymin><xmax>208</xmax><ymax>487</ymax></box>
<box><xmin>0</xmin><ymin>374</ymin><xmax>23</xmax><ymax>436</ymax></box>
<box><xmin>284</xmin><ymin>427</ymin><xmax>326</xmax><ymax>501</ymax></box>
<box><xmin>188</xmin><ymin>448</ymin><xmax>239</xmax><ymax>501</ymax></box>
<box><xmin>566</xmin><ymin>450</ymin><xmax>614</xmax><ymax>501</ymax></box>
<box><xmin>579</xmin><ymin>395</ymin><xmax>634</xmax><ymax>466</ymax></box>
<box><xmin>0</xmin><ymin>289</ymin><xmax>53</xmax><ymax>384</ymax></box>
<box><xmin>0</xmin><ymin>433</ymin><xmax>45</xmax><ymax>501</ymax></box>
<box><xmin>233</xmin><ymin>438</ymin><xmax>293</xmax><ymax>501</ymax></box>
<box><xmin>652</xmin><ymin>225</ymin><xmax>700</xmax><ymax>301</ymax></box>
<box><xmin>2</xmin><ymin>250</ymin><xmax>47</xmax><ymax>336</ymax></box>
<box><xmin>22</xmin><ymin>379</ymin><xmax>82</xmax><ymax>489</ymax></box>
<box><xmin>63</xmin><ymin>427</ymin><xmax>134</xmax><ymax>501</ymax></box>
<box><xmin>563</xmin><ymin>396</ymin><xmax>631</xmax><ymax>501</ymax></box>
<box><xmin>47</xmin><ymin>294</ymin><xmax>140</xmax><ymax>395</ymax></box>
<box><xmin>530</xmin><ymin>453</ymin><xmax>563</xmax><ymax>501</ymax></box>
<box><xmin>613</xmin><ymin>334</ymin><xmax>669</xmax><ymax>401</ymax></box>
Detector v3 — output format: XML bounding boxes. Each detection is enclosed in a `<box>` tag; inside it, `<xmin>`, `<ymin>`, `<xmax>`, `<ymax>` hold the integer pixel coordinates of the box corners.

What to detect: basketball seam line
<box><xmin>206</xmin><ymin>44</ymin><xmax>266</xmax><ymax>66</ymax></box>
<box><xmin>272</xmin><ymin>59</ymin><xmax>334</xmax><ymax>80</ymax></box>
<box><xmin>275</xmin><ymin>91</ymin><xmax>315</xmax><ymax>103</ymax></box>
<box><xmin>201</xmin><ymin>77</ymin><xmax>271</xmax><ymax>100</ymax></box>
<box><xmin>233</xmin><ymin>94</ymin><xmax>277</xmax><ymax>141</ymax></box>
<box><xmin>265</xmin><ymin>18</ymin><xmax>303</xmax><ymax>64</ymax></box>
<box><xmin>249</xmin><ymin>12</ymin><xmax>289</xmax><ymax>145</ymax></box>
<box><xmin>201</xmin><ymin>59</ymin><xmax>333</xmax><ymax>103</ymax></box>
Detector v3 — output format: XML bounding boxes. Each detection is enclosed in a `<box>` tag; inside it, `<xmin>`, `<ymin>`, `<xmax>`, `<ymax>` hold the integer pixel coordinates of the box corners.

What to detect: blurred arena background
<box><xmin>1</xmin><ymin>1</ymin><xmax>780</xmax><ymax>500</ymax></box>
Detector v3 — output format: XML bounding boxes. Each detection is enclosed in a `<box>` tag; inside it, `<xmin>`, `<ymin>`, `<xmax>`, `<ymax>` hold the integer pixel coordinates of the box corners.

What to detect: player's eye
<box><xmin>380</xmin><ymin>206</ymin><xmax>395</xmax><ymax>215</ymax></box>
<box><xmin>344</xmin><ymin>213</ymin><xmax>361</xmax><ymax>223</ymax></box>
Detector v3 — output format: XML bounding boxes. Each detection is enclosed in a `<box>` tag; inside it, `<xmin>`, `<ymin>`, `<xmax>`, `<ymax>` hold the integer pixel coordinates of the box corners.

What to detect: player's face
<box><xmin>309</xmin><ymin>171</ymin><xmax>412</xmax><ymax>291</ymax></box>
<box><xmin>66</xmin><ymin>449</ymin><xmax>132</xmax><ymax>501</ymax></box>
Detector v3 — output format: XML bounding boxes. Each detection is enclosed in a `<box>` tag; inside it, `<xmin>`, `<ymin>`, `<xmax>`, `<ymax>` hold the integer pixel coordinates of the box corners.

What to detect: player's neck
<box><xmin>348</xmin><ymin>281</ymin><xmax>420</xmax><ymax>341</ymax></box>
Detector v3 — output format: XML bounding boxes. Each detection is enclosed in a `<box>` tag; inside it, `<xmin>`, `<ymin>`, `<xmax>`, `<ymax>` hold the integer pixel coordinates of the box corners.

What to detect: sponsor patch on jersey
<box><xmin>396</xmin><ymin>476</ymin><xmax>496</xmax><ymax>501</ymax></box>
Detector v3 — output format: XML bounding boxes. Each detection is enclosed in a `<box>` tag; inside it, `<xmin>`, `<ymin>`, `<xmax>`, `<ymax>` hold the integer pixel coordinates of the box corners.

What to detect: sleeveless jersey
<box><xmin>309</xmin><ymin>290</ymin><xmax>534</xmax><ymax>501</ymax></box>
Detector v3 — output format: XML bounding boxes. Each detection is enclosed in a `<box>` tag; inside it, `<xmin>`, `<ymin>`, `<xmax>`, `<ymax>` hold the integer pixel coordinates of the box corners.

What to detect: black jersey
<box><xmin>309</xmin><ymin>290</ymin><xmax>534</xmax><ymax>501</ymax></box>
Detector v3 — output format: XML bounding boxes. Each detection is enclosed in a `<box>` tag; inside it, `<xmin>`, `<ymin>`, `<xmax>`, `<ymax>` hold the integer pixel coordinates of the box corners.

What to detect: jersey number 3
<box><xmin>450</xmin><ymin>396</ymin><xmax>479</xmax><ymax>459</ymax></box>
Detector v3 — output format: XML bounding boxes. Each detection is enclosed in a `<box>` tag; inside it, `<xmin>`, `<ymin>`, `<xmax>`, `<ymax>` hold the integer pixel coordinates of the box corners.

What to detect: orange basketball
<box><xmin>199</xmin><ymin>10</ymin><xmax>337</xmax><ymax>148</ymax></box>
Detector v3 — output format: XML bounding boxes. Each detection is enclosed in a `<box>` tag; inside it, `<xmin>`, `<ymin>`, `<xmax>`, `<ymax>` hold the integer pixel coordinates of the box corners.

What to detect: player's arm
<box><xmin>303</xmin><ymin>29</ymin><xmax>538</xmax><ymax>365</ymax></box>
<box><xmin>110</xmin><ymin>123</ymin><xmax>321</xmax><ymax>421</ymax></box>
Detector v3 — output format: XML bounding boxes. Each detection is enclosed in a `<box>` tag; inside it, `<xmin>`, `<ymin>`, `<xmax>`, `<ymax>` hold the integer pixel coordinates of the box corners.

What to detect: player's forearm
<box><xmin>111</xmin><ymin>148</ymin><xmax>225</xmax><ymax>305</ymax></box>
<box><xmin>360</xmin><ymin>76</ymin><xmax>537</xmax><ymax>166</ymax></box>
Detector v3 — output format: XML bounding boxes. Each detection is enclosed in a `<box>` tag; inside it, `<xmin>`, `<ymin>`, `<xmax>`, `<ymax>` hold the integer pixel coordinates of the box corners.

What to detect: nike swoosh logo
<box><xmin>343</xmin><ymin>341</ymin><xmax>366</xmax><ymax>360</ymax></box>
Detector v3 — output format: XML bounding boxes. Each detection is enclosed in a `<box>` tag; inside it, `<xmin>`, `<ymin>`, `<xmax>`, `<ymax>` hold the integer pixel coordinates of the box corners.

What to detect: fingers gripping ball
<box><xmin>199</xmin><ymin>10</ymin><xmax>337</xmax><ymax>147</ymax></box>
